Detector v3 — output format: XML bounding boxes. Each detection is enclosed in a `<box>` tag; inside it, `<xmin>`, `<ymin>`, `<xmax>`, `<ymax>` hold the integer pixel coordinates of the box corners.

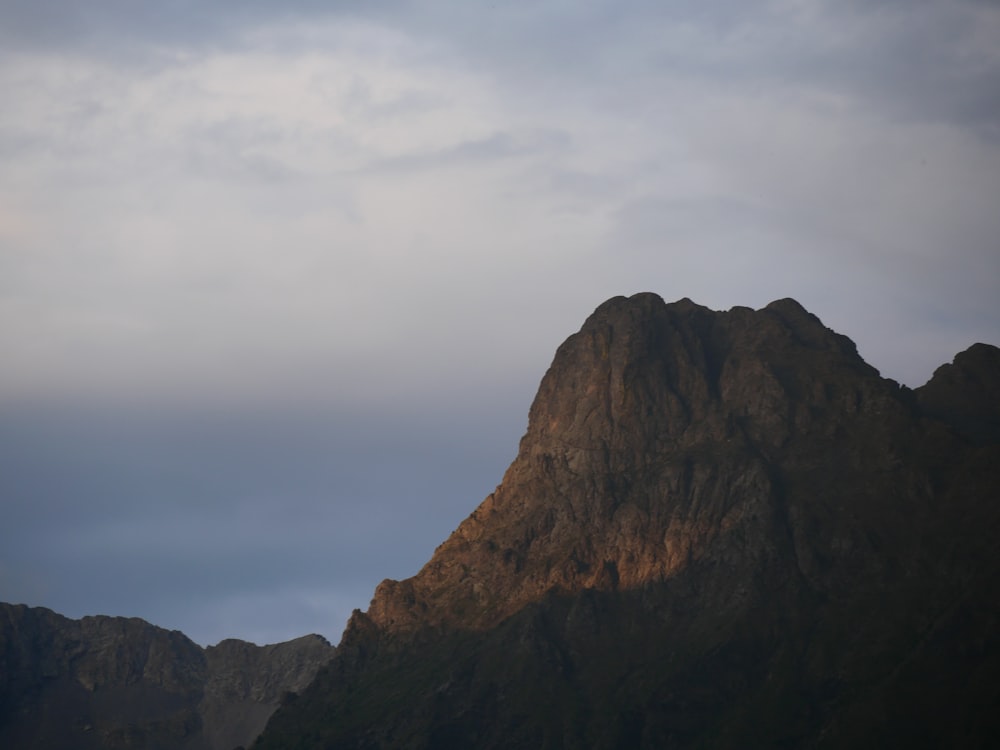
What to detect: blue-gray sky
<box><xmin>2</xmin><ymin>0</ymin><xmax>998</xmax><ymax>646</ymax></box>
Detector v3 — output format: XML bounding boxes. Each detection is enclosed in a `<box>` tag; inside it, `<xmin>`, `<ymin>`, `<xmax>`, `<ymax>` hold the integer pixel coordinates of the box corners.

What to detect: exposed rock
<box><xmin>917</xmin><ymin>342</ymin><xmax>1000</xmax><ymax>443</ymax></box>
<box><xmin>0</xmin><ymin>604</ymin><xmax>334</xmax><ymax>750</ymax></box>
<box><xmin>257</xmin><ymin>293</ymin><xmax>1000</xmax><ymax>749</ymax></box>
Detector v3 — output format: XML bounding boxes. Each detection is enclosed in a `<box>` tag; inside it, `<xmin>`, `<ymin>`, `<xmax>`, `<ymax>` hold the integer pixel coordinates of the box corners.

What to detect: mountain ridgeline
<box><xmin>257</xmin><ymin>294</ymin><xmax>1000</xmax><ymax>749</ymax></box>
<box><xmin>0</xmin><ymin>604</ymin><xmax>334</xmax><ymax>750</ymax></box>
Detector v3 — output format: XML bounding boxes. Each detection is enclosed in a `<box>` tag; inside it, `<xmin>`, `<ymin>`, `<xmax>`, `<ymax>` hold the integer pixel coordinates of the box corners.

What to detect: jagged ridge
<box><xmin>0</xmin><ymin>604</ymin><xmax>334</xmax><ymax>750</ymax></box>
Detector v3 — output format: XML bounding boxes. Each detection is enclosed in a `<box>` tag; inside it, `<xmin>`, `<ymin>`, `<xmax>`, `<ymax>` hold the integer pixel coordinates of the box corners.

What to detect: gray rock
<box><xmin>0</xmin><ymin>604</ymin><xmax>334</xmax><ymax>750</ymax></box>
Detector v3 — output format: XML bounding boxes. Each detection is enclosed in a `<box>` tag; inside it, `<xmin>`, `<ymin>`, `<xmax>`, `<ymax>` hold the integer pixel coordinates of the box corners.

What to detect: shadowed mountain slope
<box><xmin>0</xmin><ymin>604</ymin><xmax>334</xmax><ymax>750</ymax></box>
<box><xmin>257</xmin><ymin>293</ymin><xmax>1000</xmax><ymax>749</ymax></box>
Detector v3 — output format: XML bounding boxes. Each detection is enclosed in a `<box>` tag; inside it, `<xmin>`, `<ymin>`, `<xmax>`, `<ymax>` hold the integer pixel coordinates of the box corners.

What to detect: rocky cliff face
<box><xmin>0</xmin><ymin>604</ymin><xmax>333</xmax><ymax>750</ymax></box>
<box><xmin>258</xmin><ymin>293</ymin><xmax>1000</xmax><ymax>749</ymax></box>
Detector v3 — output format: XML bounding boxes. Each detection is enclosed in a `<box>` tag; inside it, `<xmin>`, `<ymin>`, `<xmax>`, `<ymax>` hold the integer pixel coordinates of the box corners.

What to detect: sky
<box><xmin>1</xmin><ymin>0</ymin><xmax>998</xmax><ymax>647</ymax></box>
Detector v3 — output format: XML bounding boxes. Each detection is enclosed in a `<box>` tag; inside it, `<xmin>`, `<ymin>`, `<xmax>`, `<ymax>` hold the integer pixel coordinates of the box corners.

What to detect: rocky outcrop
<box><xmin>258</xmin><ymin>293</ymin><xmax>1000</xmax><ymax>749</ymax></box>
<box><xmin>917</xmin><ymin>342</ymin><xmax>1000</xmax><ymax>443</ymax></box>
<box><xmin>0</xmin><ymin>604</ymin><xmax>333</xmax><ymax>750</ymax></box>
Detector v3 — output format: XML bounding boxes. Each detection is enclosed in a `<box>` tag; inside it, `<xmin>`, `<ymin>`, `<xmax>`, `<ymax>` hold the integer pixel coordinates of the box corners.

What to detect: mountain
<box><xmin>0</xmin><ymin>603</ymin><xmax>334</xmax><ymax>750</ymax></box>
<box><xmin>256</xmin><ymin>293</ymin><xmax>1000</xmax><ymax>749</ymax></box>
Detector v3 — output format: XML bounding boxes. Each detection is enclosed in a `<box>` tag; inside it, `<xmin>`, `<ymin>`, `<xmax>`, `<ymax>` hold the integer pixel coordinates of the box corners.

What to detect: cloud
<box><xmin>360</xmin><ymin>129</ymin><xmax>572</xmax><ymax>175</ymax></box>
<box><xmin>0</xmin><ymin>18</ymin><xmax>613</xmax><ymax>410</ymax></box>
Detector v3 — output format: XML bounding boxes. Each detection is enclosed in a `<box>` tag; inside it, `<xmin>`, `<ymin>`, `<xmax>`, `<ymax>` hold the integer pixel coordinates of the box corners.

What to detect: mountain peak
<box><xmin>258</xmin><ymin>293</ymin><xmax>1000</xmax><ymax>749</ymax></box>
<box><xmin>361</xmin><ymin>296</ymin><xmax>903</xmax><ymax>635</ymax></box>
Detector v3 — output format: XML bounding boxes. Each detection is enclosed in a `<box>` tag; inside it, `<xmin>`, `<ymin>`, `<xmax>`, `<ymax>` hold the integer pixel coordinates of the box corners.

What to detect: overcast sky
<box><xmin>2</xmin><ymin>0</ymin><xmax>998</xmax><ymax>647</ymax></box>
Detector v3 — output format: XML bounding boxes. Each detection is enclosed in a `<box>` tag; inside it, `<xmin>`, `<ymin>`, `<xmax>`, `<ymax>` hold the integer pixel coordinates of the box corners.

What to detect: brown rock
<box><xmin>259</xmin><ymin>293</ymin><xmax>1000</xmax><ymax>749</ymax></box>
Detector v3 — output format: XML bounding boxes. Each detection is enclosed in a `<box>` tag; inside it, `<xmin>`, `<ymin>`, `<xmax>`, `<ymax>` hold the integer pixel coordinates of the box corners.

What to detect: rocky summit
<box><xmin>0</xmin><ymin>604</ymin><xmax>334</xmax><ymax>750</ymax></box>
<box><xmin>257</xmin><ymin>293</ymin><xmax>1000</xmax><ymax>749</ymax></box>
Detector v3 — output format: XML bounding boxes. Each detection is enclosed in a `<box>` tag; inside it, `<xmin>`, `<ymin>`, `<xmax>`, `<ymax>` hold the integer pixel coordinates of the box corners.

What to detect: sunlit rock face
<box><xmin>0</xmin><ymin>604</ymin><xmax>334</xmax><ymax>750</ymax></box>
<box><xmin>258</xmin><ymin>293</ymin><xmax>1000</xmax><ymax>749</ymax></box>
